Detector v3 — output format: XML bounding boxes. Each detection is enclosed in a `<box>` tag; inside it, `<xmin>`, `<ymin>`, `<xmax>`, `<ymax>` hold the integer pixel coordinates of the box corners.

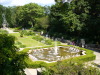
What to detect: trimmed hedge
<box><xmin>25</xmin><ymin>57</ymin><xmax>48</xmax><ymax>68</ymax></box>
<box><xmin>64</xmin><ymin>45</ymin><xmax>95</xmax><ymax>62</ymax></box>
<box><xmin>32</xmin><ymin>35</ymin><xmax>61</xmax><ymax>45</ymax></box>
<box><xmin>20</xmin><ymin>48</ymin><xmax>31</xmax><ymax>53</ymax></box>
<box><xmin>21</xmin><ymin>45</ymin><xmax>96</xmax><ymax>68</ymax></box>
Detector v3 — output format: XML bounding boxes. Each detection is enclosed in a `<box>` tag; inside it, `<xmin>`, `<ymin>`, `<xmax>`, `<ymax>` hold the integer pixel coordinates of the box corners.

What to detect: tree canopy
<box><xmin>15</xmin><ymin>3</ymin><xmax>45</xmax><ymax>28</ymax></box>
<box><xmin>0</xmin><ymin>0</ymin><xmax>100</xmax><ymax>43</ymax></box>
<box><xmin>0</xmin><ymin>34</ymin><xmax>27</xmax><ymax>75</ymax></box>
<box><xmin>48</xmin><ymin>0</ymin><xmax>100</xmax><ymax>43</ymax></box>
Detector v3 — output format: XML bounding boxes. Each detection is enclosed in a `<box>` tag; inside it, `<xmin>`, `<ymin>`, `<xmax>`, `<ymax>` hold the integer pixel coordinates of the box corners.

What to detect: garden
<box><xmin>0</xmin><ymin>0</ymin><xmax>100</xmax><ymax>74</ymax></box>
<box><xmin>0</xmin><ymin>27</ymin><xmax>100</xmax><ymax>75</ymax></box>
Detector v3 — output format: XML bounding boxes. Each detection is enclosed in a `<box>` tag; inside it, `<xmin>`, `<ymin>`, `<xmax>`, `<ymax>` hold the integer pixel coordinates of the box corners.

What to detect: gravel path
<box><xmin>6</xmin><ymin>28</ymin><xmax>18</xmax><ymax>33</ymax></box>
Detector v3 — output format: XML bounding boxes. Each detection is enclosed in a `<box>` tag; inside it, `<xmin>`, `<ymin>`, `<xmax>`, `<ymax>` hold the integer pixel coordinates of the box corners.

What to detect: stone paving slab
<box><xmin>24</xmin><ymin>68</ymin><xmax>37</xmax><ymax>75</ymax></box>
<box><xmin>93</xmin><ymin>52</ymin><xmax>100</xmax><ymax>65</ymax></box>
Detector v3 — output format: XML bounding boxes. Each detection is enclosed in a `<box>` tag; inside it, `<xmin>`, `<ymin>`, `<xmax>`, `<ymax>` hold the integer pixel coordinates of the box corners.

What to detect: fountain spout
<box><xmin>54</xmin><ymin>38</ymin><xmax>58</xmax><ymax>55</ymax></box>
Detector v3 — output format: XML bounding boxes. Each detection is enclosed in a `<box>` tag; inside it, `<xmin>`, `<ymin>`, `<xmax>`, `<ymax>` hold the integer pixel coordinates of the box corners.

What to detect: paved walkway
<box><xmin>6</xmin><ymin>28</ymin><xmax>18</xmax><ymax>33</ymax></box>
<box><xmin>1</xmin><ymin>28</ymin><xmax>18</xmax><ymax>33</ymax></box>
<box><xmin>24</xmin><ymin>68</ymin><xmax>37</xmax><ymax>75</ymax></box>
<box><xmin>87</xmin><ymin>48</ymin><xmax>100</xmax><ymax>67</ymax></box>
<box><xmin>93</xmin><ymin>51</ymin><xmax>100</xmax><ymax>65</ymax></box>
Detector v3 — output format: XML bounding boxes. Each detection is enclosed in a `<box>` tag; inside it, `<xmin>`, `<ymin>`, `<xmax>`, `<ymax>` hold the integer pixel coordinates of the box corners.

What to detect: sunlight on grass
<box><xmin>10</xmin><ymin>33</ymin><xmax>46</xmax><ymax>47</ymax></box>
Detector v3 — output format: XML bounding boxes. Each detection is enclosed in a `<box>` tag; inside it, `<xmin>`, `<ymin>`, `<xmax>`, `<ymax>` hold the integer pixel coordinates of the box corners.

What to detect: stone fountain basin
<box><xmin>28</xmin><ymin>46</ymin><xmax>86</xmax><ymax>63</ymax></box>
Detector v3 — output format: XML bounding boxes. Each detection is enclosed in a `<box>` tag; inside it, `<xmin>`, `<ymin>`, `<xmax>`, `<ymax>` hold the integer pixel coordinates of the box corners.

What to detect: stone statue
<box><xmin>2</xmin><ymin>13</ymin><xmax>8</xmax><ymax>28</ymax></box>
<box><xmin>81</xmin><ymin>39</ymin><xmax>85</xmax><ymax>48</ymax></box>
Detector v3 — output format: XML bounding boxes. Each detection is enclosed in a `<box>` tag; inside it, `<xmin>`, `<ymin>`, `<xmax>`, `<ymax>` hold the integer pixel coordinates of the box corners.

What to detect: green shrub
<box><xmin>25</xmin><ymin>57</ymin><xmax>47</xmax><ymax>68</ymax></box>
<box><xmin>32</xmin><ymin>35</ymin><xmax>44</xmax><ymax>42</ymax></box>
<box><xmin>15</xmin><ymin>41</ymin><xmax>26</xmax><ymax>48</ymax></box>
<box><xmin>42</xmin><ymin>61</ymin><xmax>100</xmax><ymax>75</ymax></box>
<box><xmin>20</xmin><ymin>48</ymin><xmax>31</xmax><ymax>53</ymax></box>
<box><xmin>57</xmin><ymin>41</ymin><xmax>61</xmax><ymax>44</ymax></box>
<box><xmin>15</xmin><ymin>41</ymin><xmax>22</xmax><ymax>45</ymax></box>
<box><xmin>45</xmin><ymin>39</ymin><xmax>52</xmax><ymax>45</ymax></box>
<box><xmin>19</xmin><ymin>30</ymin><xmax>27</xmax><ymax>37</ymax></box>
<box><xmin>0</xmin><ymin>29</ymin><xmax>8</xmax><ymax>34</ymax></box>
<box><xmin>13</xmin><ymin>29</ymin><xmax>20</xmax><ymax>32</ymax></box>
<box><xmin>14</xmin><ymin>26</ymin><xmax>22</xmax><ymax>30</ymax></box>
<box><xmin>32</xmin><ymin>35</ymin><xmax>53</xmax><ymax>45</ymax></box>
<box><xmin>19</xmin><ymin>44</ymin><xmax>26</xmax><ymax>48</ymax></box>
<box><xmin>24</xmin><ymin>30</ymin><xmax>35</xmax><ymax>36</ymax></box>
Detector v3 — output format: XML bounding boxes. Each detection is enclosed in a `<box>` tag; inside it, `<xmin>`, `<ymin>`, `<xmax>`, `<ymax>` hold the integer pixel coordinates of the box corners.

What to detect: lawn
<box><xmin>9</xmin><ymin>33</ymin><xmax>46</xmax><ymax>47</ymax></box>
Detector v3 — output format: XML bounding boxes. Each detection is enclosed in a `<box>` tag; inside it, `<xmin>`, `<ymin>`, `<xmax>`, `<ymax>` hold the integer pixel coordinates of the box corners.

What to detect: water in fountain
<box><xmin>54</xmin><ymin>38</ymin><xmax>58</xmax><ymax>55</ymax></box>
<box><xmin>29</xmin><ymin>46</ymin><xmax>82</xmax><ymax>62</ymax></box>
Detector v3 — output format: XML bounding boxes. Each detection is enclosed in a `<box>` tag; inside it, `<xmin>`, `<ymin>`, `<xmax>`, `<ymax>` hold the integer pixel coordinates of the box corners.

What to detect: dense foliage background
<box><xmin>0</xmin><ymin>0</ymin><xmax>100</xmax><ymax>43</ymax></box>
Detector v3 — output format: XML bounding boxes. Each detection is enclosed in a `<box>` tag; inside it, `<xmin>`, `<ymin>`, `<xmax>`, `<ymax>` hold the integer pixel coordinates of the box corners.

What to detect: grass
<box><xmin>9</xmin><ymin>33</ymin><xmax>46</xmax><ymax>47</ymax></box>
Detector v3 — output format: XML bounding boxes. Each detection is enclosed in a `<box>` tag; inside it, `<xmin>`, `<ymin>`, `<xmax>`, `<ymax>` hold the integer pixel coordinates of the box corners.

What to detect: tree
<box><xmin>0</xmin><ymin>34</ymin><xmax>27</xmax><ymax>75</ymax></box>
<box><xmin>5</xmin><ymin>6</ymin><xmax>17</xmax><ymax>27</ymax></box>
<box><xmin>48</xmin><ymin>0</ymin><xmax>92</xmax><ymax>41</ymax></box>
<box><xmin>16</xmin><ymin>3</ymin><xmax>45</xmax><ymax>28</ymax></box>
<box><xmin>85</xmin><ymin>0</ymin><xmax>100</xmax><ymax>43</ymax></box>
<box><xmin>48</xmin><ymin>3</ymin><xmax>70</xmax><ymax>38</ymax></box>
<box><xmin>0</xmin><ymin>5</ymin><xmax>4</xmax><ymax>27</ymax></box>
<box><xmin>34</xmin><ymin>16</ymin><xmax>49</xmax><ymax>31</ymax></box>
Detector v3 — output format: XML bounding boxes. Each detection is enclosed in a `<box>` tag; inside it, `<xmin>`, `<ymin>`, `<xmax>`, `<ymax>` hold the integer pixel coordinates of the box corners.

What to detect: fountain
<box><xmin>54</xmin><ymin>39</ymin><xmax>58</xmax><ymax>55</ymax></box>
<box><xmin>28</xmin><ymin>46</ymin><xmax>84</xmax><ymax>63</ymax></box>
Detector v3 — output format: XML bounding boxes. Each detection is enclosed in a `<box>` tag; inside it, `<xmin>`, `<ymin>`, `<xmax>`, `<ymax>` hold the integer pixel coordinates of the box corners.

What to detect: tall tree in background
<box><xmin>48</xmin><ymin>2</ymin><xmax>70</xmax><ymax>38</ymax></box>
<box><xmin>5</xmin><ymin>7</ymin><xmax>12</xmax><ymax>27</ymax></box>
<box><xmin>68</xmin><ymin>0</ymin><xmax>90</xmax><ymax>39</ymax></box>
<box><xmin>16</xmin><ymin>3</ymin><xmax>44</xmax><ymax>28</ymax></box>
<box><xmin>85</xmin><ymin>0</ymin><xmax>100</xmax><ymax>43</ymax></box>
<box><xmin>0</xmin><ymin>0</ymin><xmax>99</xmax><ymax>43</ymax></box>
<box><xmin>6</xmin><ymin>6</ymin><xmax>17</xmax><ymax>27</ymax></box>
<box><xmin>48</xmin><ymin>0</ymin><xmax>100</xmax><ymax>43</ymax></box>
<box><xmin>0</xmin><ymin>5</ymin><xmax>4</xmax><ymax>27</ymax></box>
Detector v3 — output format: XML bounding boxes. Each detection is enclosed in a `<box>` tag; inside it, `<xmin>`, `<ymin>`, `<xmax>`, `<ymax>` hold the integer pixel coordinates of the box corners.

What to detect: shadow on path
<box><xmin>86</xmin><ymin>47</ymin><xmax>100</xmax><ymax>53</ymax></box>
<box><xmin>93</xmin><ymin>63</ymin><xmax>100</xmax><ymax>68</ymax></box>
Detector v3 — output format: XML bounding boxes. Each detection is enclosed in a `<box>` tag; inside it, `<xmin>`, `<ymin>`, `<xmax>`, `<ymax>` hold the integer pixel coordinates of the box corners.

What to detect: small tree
<box><xmin>0</xmin><ymin>34</ymin><xmax>27</xmax><ymax>75</ymax></box>
<box><xmin>19</xmin><ymin>30</ymin><xmax>26</xmax><ymax>37</ymax></box>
